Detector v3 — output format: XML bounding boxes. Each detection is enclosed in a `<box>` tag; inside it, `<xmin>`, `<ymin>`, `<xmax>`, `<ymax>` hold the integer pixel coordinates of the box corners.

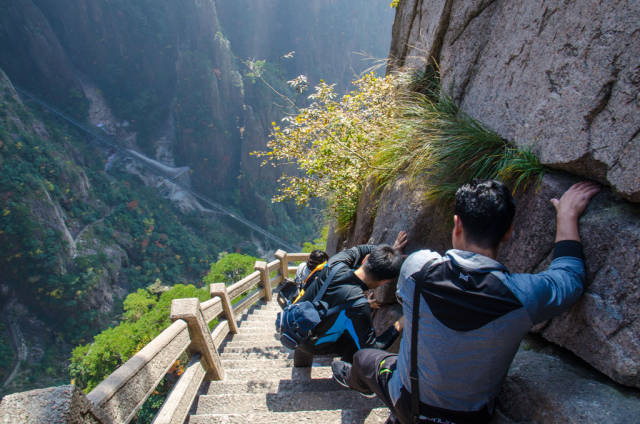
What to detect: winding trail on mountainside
<box><xmin>1</xmin><ymin>306</ymin><xmax>28</xmax><ymax>391</ymax></box>
<box><xmin>13</xmin><ymin>86</ymin><xmax>299</xmax><ymax>252</ymax></box>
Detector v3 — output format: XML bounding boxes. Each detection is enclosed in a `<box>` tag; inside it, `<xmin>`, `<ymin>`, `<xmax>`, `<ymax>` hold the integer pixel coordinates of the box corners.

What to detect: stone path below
<box><xmin>186</xmin><ymin>299</ymin><xmax>389</xmax><ymax>423</ymax></box>
<box><xmin>1</xmin><ymin>303</ymin><xmax>28</xmax><ymax>391</ymax></box>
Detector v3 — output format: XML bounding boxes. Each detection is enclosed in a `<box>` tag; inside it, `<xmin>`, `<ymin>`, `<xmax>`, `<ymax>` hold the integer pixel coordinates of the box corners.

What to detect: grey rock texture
<box><xmin>0</xmin><ymin>385</ymin><xmax>106</xmax><ymax>423</ymax></box>
<box><xmin>350</xmin><ymin>175</ymin><xmax>451</xmax><ymax>306</ymax></box>
<box><xmin>0</xmin><ymin>0</ymin><xmax>85</xmax><ymax>108</ymax></box>
<box><xmin>497</xmin><ymin>173</ymin><xmax>640</xmax><ymax>388</ymax></box>
<box><xmin>497</xmin><ymin>339</ymin><xmax>640</xmax><ymax>423</ymax></box>
<box><xmin>389</xmin><ymin>0</ymin><xmax>640</xmax><ymax>201</ymax></box>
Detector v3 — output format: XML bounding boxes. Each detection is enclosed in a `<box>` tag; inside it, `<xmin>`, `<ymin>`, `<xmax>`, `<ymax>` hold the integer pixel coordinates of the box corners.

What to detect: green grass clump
<box><xmin>374</xmin><ymin>79</ymin><xmax>545</xmax><ymax>201</ymax></box>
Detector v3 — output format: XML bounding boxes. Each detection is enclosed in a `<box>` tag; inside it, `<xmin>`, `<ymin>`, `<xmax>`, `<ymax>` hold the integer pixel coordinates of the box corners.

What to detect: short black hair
<box><xmin>363</xmin><ymin>244</ymin><xmax>403</xmax><ymax>281</ymax></box>
<box><xmin>454</xmin><ymin>179</ymin><xmax>516</xmax><ymax>248</ymax></box>
<box><xmin>307</xmin><ymin>250</ymin><xmax>329</xmax><ymax>271</ymax></box>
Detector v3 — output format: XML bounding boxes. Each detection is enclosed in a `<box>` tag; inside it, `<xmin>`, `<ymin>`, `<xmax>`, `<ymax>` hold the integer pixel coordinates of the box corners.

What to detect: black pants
<box><xmin>347</xmin><ymin>349</ymin><xmax>492</xmax><ymax>424</ymax></box>
<box><xmin>346</xmin><ymin>349</ymin><xmax>405</xmax><ymax>423</ymax></box>
<box><xmin>296</xmin><ymin>333</ymin><xmax>359</xmax><ymax>365</ymax></box>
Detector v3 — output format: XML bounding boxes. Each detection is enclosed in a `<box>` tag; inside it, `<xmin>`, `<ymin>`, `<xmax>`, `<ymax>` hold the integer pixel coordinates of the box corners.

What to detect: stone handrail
<box><xmin>78</xmin><ymin>250</ymin><xmax>310</xmax><ymax>424</ymax></box>
<box><xmin>88</xmin><ymin>320</ymin><xmax>191</xmax><ymax>423</ymax></box>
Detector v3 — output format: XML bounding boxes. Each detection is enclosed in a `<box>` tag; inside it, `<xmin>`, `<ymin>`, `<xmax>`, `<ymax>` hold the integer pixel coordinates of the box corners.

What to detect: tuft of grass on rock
<box><xmin>374</xmin><ymin>77</ymin><xmax>546</xmax><ymax>202</ymax></box>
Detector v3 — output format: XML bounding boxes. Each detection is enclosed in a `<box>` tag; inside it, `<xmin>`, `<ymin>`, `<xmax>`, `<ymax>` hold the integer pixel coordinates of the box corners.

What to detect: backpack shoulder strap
<box><xmin>312</xmin><ymin>262</ymin><xmax>347</xmax><ymax>303</ymax></box>
<box><xmin>303</xmin><ymin>261</ymin><xmax>327</xmax><ymax>287</ymax></box>
<box><xmin>410</xmin><ymin>257</ymin><xmax>442</xmax><ymax>423</ymax></box>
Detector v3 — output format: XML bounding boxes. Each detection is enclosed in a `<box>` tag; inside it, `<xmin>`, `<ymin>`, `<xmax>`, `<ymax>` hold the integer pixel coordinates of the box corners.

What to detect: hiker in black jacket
<box><xmin>294</xmin><ymin>233</ymin><xmax>407</xmax><ymax>366</ymax></box>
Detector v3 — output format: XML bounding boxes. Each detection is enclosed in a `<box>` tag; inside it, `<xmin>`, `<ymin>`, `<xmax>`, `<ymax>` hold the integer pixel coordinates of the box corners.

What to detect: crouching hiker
<box><xmin>331</xmin><ymin>180</ymin><xmax>599</xmax><ymax>424</ymax></box>
<box><xmin>294</xmin><ymin>249</ymin><xmax>329</xmax><ymax>285</ymax></box>
<box><xmin>283</xmin><ymin>233</ymin><xmax>407</xmax><ymax>367</ymax></box>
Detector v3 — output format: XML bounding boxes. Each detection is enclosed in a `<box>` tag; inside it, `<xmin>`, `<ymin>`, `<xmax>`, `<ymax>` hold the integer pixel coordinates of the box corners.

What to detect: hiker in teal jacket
<box><xmin>294</xmin><ymin>232</ymin><xmax>408</xmax><ymax>365</ymax></box>
<box><xmin>332</xmin><ymin>180</ymin><xmax>600</xmax><ymax>424</ymax></box>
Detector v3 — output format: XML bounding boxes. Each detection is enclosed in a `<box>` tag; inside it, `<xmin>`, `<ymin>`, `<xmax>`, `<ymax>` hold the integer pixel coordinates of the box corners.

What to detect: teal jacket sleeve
<box><xmin>505</xmin><ymin>241</ymin><xmax>585</xmax><ymax>324</ymax></box>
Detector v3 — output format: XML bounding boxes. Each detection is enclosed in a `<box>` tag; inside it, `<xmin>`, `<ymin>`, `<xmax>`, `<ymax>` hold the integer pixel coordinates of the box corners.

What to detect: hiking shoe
<box><xmin>331</xmin><ymin>360</ymin><xmax>376</xmax><ymax>398</ymax></box>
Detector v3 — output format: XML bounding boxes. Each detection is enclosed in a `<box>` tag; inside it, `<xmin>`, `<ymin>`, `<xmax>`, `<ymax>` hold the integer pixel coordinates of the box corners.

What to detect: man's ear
<box><xmin>501</xmin><ymin>222</ymin><xmax>515</xmax><ymax>243</ymax></box>
<box><xmin>362</xmin><ymin>253</ymin><xmax>370</xmax><ymax>266</ymax></box>
<box><xmin>453</xmin><ymin>215</ymin><xmax>463</xmax><ymax>236</ymax></box>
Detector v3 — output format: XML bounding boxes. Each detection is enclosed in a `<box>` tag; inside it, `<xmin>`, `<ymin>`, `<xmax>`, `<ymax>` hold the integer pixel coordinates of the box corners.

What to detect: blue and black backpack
<box><xmin>275</xmin><ymin>263</ymin><xmax>365</xmax><ymax>350</ymax></box>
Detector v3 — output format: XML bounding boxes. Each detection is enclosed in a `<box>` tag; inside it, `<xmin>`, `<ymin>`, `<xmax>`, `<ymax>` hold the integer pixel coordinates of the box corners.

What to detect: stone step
<box><xmin>223</xmin><ymin>334</ymin><xmax>280</xmax><ymax>343</ymax></box>
<box><xmin>236</xmin><ymin>326</ymin><xmax>277</xmax><ymax>333</ymax></box>
<box><xmin>194</xmin><ymin>391</ymin><xmax>383</xmax><ymax>415</ymax></box>
<box><xmin>220</xmin><ymin>350</ymin><xmax>294</xmax><ymax>361</ymax></box>
<box><xmin>220</xmin><ymin>357</ymin><xmax>334</xmax><ymax>369</ymax></box>
<box><xmin>243</xmin><ymin>307</ymin><xmax>281</xmax><ymax>313</ymax></box>
<box><xmin>242</xmin><ymin>309</ymin><xmax>280</xmax><ymax>315</ymax></box>
<box><xmin>220</xmin><ymin>345</ymin><xmax>292</xmax><ymax>355</ymax></box>
<box><xmin>206</xmin><ymin>377</ymin><xmax>347</xmax><ymax>394</ymax></box>
<box><xmin>236</xmin><ymin>323</ymin><xmax>277</xmax><ymax>330</ymax></box>
<box><xmin>238</xmin><ymin>304</ymin><xmax>280</xmax><ymax>313</ymax></box>
<box><xmin>233</xmin><ymin>328</ymin><xmax>277</xmax><ymax>336</ymax></box>
<box><xmin>222</xmin><ymin>340</ymin><xmax>284</xmax><ymax>349</ymax></box>
<box><xmin>223</xmin><ymin>366</ymin><xmax>333</xmax><ymax>382</ymax></box>
<box><xmin>187</xmin><ymin>408</ymin><xmax>390</xmax><ymax>424</ymax></box>
<box><xmin>238</xmin><ymin>317</ymin><xmax>276</xmax><ymax>328</ymax></box>
<box><xmin>240</xmin><ymin>318</ymin><xmax>278</xmax><ymax>325</ymax></box>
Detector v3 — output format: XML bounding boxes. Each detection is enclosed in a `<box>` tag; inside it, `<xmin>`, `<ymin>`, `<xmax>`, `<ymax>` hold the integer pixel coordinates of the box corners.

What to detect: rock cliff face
<box><xmin>332</xmin><ymin>0</ymin><xmax>640</xmax><ymax>417</ymax></box>
<box><xmin>389</xmin><ymin>0</ymin><xmax>640</xmax><ymax>202</ymax></box>
<box><xmin>0</xmin><ymin>0</ymin><xmax>394</xmax><ymax>232</ymax></box>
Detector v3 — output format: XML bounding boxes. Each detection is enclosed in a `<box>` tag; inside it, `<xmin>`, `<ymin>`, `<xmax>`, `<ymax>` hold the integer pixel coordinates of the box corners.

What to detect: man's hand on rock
<box><xmin>393</xmin><ymin>316</ymin><xmax>405</xmax><ymax>332</ymax></box>
<box><xmin>367</xmin><ymin>291</ymin><xmax>380</xmax><ymax>310</ymax></box>
<box><xmin>393</xmin><ymin>231</ymin><xmax>408</xmax><ymax>253</ymax></box>
<box><xmin>551</xmin><ymin>181</ymin><xmax>600</xmax><ymax>242</ymax></box>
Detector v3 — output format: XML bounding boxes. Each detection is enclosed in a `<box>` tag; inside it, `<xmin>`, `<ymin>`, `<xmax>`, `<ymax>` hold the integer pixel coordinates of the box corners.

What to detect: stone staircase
<box><xmin>187</xmin><ymin>298</ymin><xmax>390</xmax><ymax>423</ymax></box>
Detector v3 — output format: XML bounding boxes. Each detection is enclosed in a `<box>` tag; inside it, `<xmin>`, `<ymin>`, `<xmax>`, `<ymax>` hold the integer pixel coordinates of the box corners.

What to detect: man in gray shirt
<box><xmin>332</xmin><ymin>179</ymin><xmax>599</xmax><ymax>424</ymax></box>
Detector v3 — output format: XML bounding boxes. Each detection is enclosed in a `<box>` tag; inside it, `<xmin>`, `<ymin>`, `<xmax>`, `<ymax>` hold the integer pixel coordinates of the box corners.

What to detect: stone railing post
<box><xmin>210</xmin><ymin>283</ymin><xmax>238</xmax><ymax>334</ymax></box>
<box><xmin>274</xmin><ymin>249</ymin><xmax>288</xmax><ymax>280</ymax></box>
<box><xmin>170</xmin><ymin>298</ymin><xmax>224</xmax><ymax>380</ymax></box>
<box><xmin>254</xmin><ymin>261</ymin><xmax>272</xmax><ymax>301</ymax></box>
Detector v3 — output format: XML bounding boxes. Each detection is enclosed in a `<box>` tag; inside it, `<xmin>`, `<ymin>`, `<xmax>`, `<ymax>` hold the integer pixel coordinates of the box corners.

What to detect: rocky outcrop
<box><xmin>1</xmin><ymin>0</ymin><xmax>395</xmax><ymax>216</ymax></box>
<box><xmin>497</xmin><ymin>337</ymin><xmax>640</xmax><ymax>423</ymax></box>
<box><xmin>0</xmin><ymin>0</ymin><xmax>86</xmax><ymax>113</ymax></box>
<box><xmin>389</xmin><ymin>0</ymin><xmax>640</xmax><ymax>201</ymax></box>
<box><xmin>351</xmin><ymin>170</ymin><xmax>640</xmax><ymax>389</ymax></box>
<box><xmin>359</xmin><ymin>0</ymin><xmax>640</xmax><ymax>397</ymax></box>
<box><xmin>0</xmin><ymin>385</ymin><xmax>107</xmax><ymax>423</ymax></box>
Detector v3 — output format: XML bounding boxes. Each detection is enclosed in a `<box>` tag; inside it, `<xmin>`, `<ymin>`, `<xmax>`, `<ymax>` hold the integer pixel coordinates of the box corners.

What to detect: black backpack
<box><xmin>275</xmin><ymin>263</ymin><xmax>366</xmax><ymax>349</ymax></box>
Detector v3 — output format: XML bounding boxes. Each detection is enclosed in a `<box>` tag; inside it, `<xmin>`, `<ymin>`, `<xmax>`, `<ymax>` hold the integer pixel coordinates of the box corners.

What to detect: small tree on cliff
<box><xmin>252</xmin><ymin>73</ymin><xmax>399</xmax><ymax>227</ymax></box>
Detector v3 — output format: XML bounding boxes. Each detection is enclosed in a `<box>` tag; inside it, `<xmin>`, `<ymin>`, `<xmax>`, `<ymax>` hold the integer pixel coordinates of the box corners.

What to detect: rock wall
<box><xmin>341</xmin><ymin>170</ymin><xmax>640</xmax><ymax>419</ymax></box>
<box><xmin>359</xmin><ymin>0</ymin><xmax>640</xmax><ymax>389</ymax></box>
<box><xmin>330</xmin><ymin>1</ymin><xmax>640</xmax><ymax>412</ymax></box>
<box><xmin>389</xmin><ymin>0</ymin><xmax>640</xmax><ymax>201</ymax></box>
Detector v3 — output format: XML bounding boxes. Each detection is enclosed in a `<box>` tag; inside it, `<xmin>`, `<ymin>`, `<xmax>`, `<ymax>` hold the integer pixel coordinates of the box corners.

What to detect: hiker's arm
<box><xmin>371</xmin><ymin>316</ymin><xmax>404</xmax><ymax>350</ymax></box>
<box><xmin>327</xmin><ymin>245</ymin><xmax>376</xmax><ymax>269</ymax></box>
<box><xmin>508</xmin><ymin>182</ymin><xmax>600</xmax><ymax>324</ymax></box>
<box><xmin>510</xmin><ymin>253</ymin><xmax>585</xmax><ymax>324</ymax></box>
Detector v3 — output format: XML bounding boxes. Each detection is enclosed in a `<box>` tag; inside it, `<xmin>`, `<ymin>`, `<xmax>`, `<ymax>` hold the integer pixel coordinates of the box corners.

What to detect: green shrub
<box><xmin>202</xmin><ymin>252</ymin><xmax>258</xmax><ymax>285</ymax></box>
<box><xmin>69</xmin><ymin>284</ymin><xmax>208</xmax><ymax>392</ymax></box>
<box><xmin>302</xmin><ymin>224</ymin><xmax>329</xmax><ymax>252</ymax></box>
<box><xmin>253</xmin><ymin>73</ymin><xmax>399</xmax><ymax>228</ymax></box>
<box><xmin>256</xmin><ymin>70</ymin><xmax>546</xmax><ymax>227</ymax></box>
